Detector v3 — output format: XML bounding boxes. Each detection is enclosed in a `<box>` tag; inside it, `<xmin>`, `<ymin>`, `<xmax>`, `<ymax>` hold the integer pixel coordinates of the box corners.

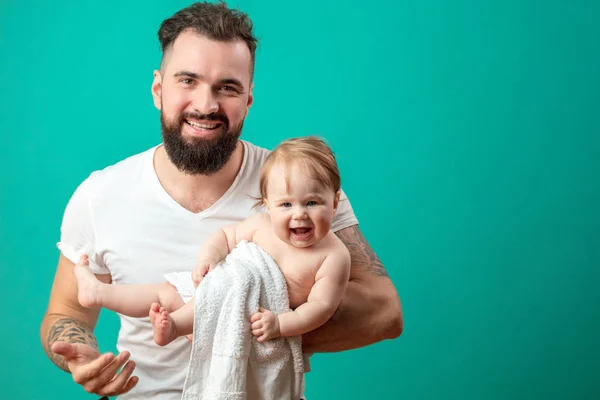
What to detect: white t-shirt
<box><xmin>58</xmin><ymin>140</ymin><xmax>358</xmax><ymax>400</ymax></box>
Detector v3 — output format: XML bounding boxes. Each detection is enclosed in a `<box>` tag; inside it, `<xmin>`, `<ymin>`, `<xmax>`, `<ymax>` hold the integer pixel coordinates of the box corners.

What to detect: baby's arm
<box><xmin>252</xmin><ymin>245</ymin><xmax>351</xmax><ymax>341</ymax></box>
<box><xmin>192</xmin><ymin>214</ymin><xmax>265</xmax><ymax>286</ymax></box>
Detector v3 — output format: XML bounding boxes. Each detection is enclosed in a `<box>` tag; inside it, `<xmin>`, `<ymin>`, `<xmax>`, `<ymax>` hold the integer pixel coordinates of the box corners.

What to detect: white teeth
<box><xmin>187</xmin><ymin>120</ymin><xmax>218</xmax><ymax>129</ymax></box>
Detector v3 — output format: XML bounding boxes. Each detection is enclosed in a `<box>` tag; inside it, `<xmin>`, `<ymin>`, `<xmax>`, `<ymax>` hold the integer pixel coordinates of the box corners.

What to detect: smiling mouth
<box><xmin>185</xmin><ymin>119</ymin><xmax>222</xmax><ymax>131</ymax></box>
<box><xmin>290</xmin><ymin>227</ymin><xmax>313</xmax><ymax>240</ymax></box>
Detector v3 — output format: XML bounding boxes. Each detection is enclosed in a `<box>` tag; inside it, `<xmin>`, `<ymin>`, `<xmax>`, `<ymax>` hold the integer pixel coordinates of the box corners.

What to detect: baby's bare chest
<box><xmin>274</xmin><ymin>252</ymin><xmax>324</xmax><ymax>309</ymax></box>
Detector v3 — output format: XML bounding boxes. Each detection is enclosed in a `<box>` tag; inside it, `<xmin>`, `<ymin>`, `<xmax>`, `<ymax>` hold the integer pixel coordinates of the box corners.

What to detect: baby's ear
<box><xmin>333</xmin><ymin>191</ymin><xmax>341</xmax><ymax>212</ymax></box>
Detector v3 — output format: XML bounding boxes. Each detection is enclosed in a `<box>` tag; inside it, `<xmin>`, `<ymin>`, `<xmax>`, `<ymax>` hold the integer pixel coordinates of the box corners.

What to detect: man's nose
<box><xmin>192</xmin><ymin>86</ymin><xmax>219</xmax><ymax>115</ymax></box>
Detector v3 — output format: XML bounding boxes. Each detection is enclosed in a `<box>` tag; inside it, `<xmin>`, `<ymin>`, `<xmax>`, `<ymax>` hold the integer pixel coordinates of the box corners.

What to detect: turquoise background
<box><xmin>1</xmin><ymin>0</ymin><xmax>599</xmax><ymax>399</ymax></box>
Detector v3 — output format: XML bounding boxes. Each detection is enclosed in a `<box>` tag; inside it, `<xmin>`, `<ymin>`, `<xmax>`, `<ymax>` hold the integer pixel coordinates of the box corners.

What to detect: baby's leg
<box><xmin>149</xmin><ymin>300</ymin><xmax>195</xmax><ymax>346</ymax></box>
<box><xmin>74</xmin><ymin>258</ymin><xmax>182</xmax><ymax>317</ymax></box>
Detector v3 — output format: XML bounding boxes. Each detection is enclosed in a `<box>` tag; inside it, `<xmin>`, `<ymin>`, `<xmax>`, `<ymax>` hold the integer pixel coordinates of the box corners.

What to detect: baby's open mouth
<box><xmin>290</xmin><ymin>227</ymin><xmax>313</xmax><ymax>239</ymax></box>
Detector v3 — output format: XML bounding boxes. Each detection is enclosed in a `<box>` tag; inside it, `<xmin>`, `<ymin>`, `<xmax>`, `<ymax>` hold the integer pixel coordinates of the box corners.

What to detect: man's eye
<box><xmin>220</xmin><ymin>85</ymin><xmax>236</xmax><ymax>92</ymax></box>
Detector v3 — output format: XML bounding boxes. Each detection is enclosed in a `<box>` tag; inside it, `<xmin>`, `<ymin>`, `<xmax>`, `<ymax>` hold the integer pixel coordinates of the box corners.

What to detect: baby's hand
<box><xmin>250</xmin><ymin>307</ymin><xmax>280</xmax><ymax>342</ymax></box>
<box><xmin>192</xmin><ymin>259</ymin><xmax>216</xmax><ymax>288</ymax></box>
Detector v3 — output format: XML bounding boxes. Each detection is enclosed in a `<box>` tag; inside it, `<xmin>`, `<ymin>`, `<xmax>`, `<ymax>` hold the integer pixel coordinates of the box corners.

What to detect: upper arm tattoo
<box><xmin>45</xmin><ymin>316</ymin><xmax>98</xmax><ymax>372</ymax></box>
<box><xmin>335</xmin><ymin>225</ymin><xmax>388</xmax><ymax>277</ymax></box>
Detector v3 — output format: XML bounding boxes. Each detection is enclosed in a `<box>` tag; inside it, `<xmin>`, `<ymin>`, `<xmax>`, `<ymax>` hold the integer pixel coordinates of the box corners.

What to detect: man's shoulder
<box><xmin>79</xmin><ymin>145</ymin><xmax>157</xmax><ymax>192</ymax></box>
<box><xmin>243</xmin><ymin>140</ymin><xmax>271</xmax><ymax>164</ymax></box>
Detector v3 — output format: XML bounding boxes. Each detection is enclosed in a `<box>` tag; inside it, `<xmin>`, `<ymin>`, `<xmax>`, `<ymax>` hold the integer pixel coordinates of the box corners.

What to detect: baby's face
<box><xmin>264</xmin><ymin>163</ymin><xmax>339</xmax><ymax>248</ymax></box>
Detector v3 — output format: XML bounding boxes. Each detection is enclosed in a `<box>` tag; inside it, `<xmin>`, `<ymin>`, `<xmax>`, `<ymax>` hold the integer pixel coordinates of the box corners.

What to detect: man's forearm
<box><xmin>302</xmin><ymin>225</ymin><xmax>403</xmax><ymax>353</ymax></box>
<box><xmin>41</xmin><ymin>314</ymin><xmax>98</xmax><ymax>372</ymax></box>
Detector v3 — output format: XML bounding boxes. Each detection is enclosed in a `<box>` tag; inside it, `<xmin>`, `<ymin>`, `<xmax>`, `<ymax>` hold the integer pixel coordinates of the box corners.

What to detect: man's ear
<box><xmin>151</xmin><ymin>70</ymin><xmax>162</xmax><ymax>111</ymax></box>
<box><xmin>245</xmin><ymin>82</ymin><xmax>254</xmax><ymax>117</ymax></box>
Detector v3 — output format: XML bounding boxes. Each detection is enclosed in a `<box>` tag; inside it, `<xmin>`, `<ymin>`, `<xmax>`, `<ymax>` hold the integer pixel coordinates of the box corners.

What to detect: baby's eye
<box><xmin>282</xmin><ymin>202</ymin><xmax>292</xmax><ymax>208</ymax></box>
<box><xmin>306</xmin><ymin>201</ymin><xmax>318</xmax><ymax>206</ymax></box>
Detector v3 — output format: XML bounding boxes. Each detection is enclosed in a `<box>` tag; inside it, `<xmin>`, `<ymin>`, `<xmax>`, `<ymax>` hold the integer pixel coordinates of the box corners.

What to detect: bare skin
<box><xmin>74</xmin><ymin>163</ymin><xmax>351</xmax><ymax>347</ymax></box>
<box><xmin>41</xmin><ymin>28</ymin><xmax>402</xmax><ymax>397</ymax></box>
<box><xmin>74</xmin><ymin>259</ymin><xmax>184</xmax><ymax>317</ymax></box>
<box><xmin>41</xmin><ymin>254</ymin><xmax>139</xmax><ymax>396</ymax></box>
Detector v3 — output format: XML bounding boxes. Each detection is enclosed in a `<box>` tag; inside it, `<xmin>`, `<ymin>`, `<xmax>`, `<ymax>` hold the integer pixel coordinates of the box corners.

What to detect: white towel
<box><xmin>167</xmin><ymin>240</ymin><xmax>304</xmax><ymax>400</ymax></box>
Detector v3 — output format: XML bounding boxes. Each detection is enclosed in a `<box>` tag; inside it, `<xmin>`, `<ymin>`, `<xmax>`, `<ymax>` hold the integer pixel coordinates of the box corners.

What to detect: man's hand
<box><xmin>192</xmin><ymin>259</ymin><xmax>216</xmax><ymax>287</ymax></box>
<box><xmin>250</xmin><ymin>307</ymin><xmax>280</xmax><ymax>342</ymax></box>
<box><xmin>51</xmin><ymin>341</ymin><xmax>138</xmax><ymax>396</ymax></box>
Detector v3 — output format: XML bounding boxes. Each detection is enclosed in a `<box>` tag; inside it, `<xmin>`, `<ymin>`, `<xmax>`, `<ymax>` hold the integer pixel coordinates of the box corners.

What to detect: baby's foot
<box><xmin>150</xmin><ymin>303</ymin><xmax>179</xmax><ymax>346</ymax></box>
<box><xmin>73</xmin><ymin>256</ymin><xmax>103</xmax><ymax>308</ymax></box>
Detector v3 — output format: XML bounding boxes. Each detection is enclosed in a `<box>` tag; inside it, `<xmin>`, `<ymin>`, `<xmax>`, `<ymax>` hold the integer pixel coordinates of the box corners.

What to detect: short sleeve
<box><xmin>56</xmin><ymin>176</ymin><xmax>109</xmax><ymax>274</ymax></box>
<box><xmin>331</xmin><ymin>189</ymin><xmax>358</xmax><ymax>233</ymax></box>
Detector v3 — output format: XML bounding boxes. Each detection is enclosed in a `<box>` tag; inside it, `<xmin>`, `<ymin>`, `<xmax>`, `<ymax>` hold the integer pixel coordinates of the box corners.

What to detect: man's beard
<box><xmin>160</xmin><ymin>110</ymin><xmax>243</xmax><ymax>175</ymax></box>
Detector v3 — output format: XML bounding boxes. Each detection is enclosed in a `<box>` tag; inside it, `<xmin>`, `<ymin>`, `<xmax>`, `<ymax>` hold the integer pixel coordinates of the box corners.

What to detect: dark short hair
<box><xmin>158</xmin><ymin>1</ymin><xmax>258</xmax><ymax>77</ymax></box>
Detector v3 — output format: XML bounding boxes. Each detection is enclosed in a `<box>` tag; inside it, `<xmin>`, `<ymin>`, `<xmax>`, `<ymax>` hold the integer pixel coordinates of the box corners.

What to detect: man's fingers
<box><xmin>94</xmin><ymin>352</ymin><xmax>132</xmax><ymax>387</ymax></box>
<box><xmin>72</xmin><ymin>353</ymin><xmax>115</xmax><ymax>385</ymax></box>
<box><xmin>50</xmin><ymin>342</ymin><xmax>76</xmax><ymax>360</ymax></box>
<box><xmin>121</xmin><ymin>375</ymin><xmax>139</xmax><ymax>395</ymax></box>
<box><xmin>97</xmin><ymin>360</ymin><xmax>138</xmax><ymax>397</ymax></box>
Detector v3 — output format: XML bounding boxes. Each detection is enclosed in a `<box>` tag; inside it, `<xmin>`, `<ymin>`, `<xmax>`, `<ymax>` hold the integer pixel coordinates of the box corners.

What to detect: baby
<box><xmin>74</xmin><ymin>136</ymin><xmax>351</xmax><ymax>346</ymax></box>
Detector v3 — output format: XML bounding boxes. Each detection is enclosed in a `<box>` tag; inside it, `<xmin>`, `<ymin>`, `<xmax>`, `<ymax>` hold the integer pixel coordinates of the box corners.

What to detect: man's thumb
<box><xmin>51</xmin><ymin>342</ymin><xmax>76</xmax><ymax>359</ymax></box>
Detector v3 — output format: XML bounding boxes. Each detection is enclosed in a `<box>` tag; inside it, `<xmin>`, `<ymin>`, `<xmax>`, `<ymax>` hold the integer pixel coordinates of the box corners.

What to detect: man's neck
<box><xmin>153</xmin><ymin>141</ymin><xmax>245</xmax><ymax>213</ymax></box>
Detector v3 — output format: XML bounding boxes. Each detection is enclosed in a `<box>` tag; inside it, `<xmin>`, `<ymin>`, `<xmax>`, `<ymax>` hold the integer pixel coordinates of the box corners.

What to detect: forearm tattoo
<box><xmin>336</xmin><ymin>226</ymin><xmax>388</xmax><ymax>277</ymax></box>
<box><xmin>45</xmin><ymin>316</ymin><xmax>98</xmax><ymax>372</ymax></box>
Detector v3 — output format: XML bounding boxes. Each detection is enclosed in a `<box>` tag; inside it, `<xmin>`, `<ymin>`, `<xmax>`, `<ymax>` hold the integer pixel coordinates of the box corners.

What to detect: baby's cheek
<box><xmin>319</xmin><ymin>213</ymin><xmax>334</xmax><ymax>226</ymax></box>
